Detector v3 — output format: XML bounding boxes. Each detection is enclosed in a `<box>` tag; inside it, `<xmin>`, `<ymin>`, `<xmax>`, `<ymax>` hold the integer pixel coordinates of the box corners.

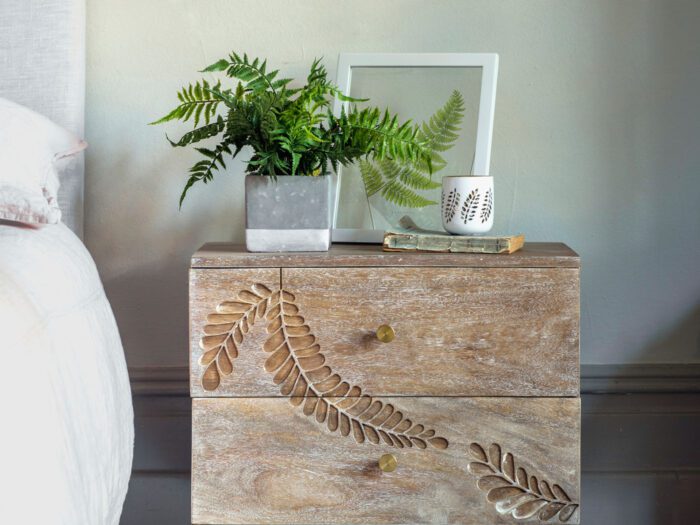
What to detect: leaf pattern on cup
<box><xmin>460</xmin><ymin>189</ymin><xmax>480</xmax><ymax>224</ymax></box>
<box><xmin>480</xmin><ymin>188</ymin><xmax>493</xmax><ymax>223</ymax></box>
<box><xmin>442</xmin><ymin>189</ymin><xmax>461</xmax><ymax>223</ymax></box>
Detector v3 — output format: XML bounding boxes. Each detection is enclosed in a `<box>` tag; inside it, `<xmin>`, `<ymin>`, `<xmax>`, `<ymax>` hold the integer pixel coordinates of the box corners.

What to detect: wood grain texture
<box><xmin>192</xmin><ymin>397</ymin><xmax>580</xmax><ymax>525</ymax></box>
<box><xmin>283</xmin><ymin>267</ymin><xmax>579</xmax><ymax>397</ymax></box>
<box><xmin>126</xmin><ymin>393</ymin><xmax>700</xmax><ymax>525</ymax></box>
<box><xmin>189</xmin><ymin>268</ymin><xmax>280</xmax><ymax>396</ymax></box>
<box><xmin>189</xmin><ymin>249</ymin><xmax>582</xmax><ymax>523</ymax></box>
<box><xmin>191</xmin><ymin>267</ymin><xmax>579</xmax><ymax>396</ymax></box>
<box><xmin>191</xmin><ymin>242</ymin><xmax>580</xmax><ymax>269</ymax></box>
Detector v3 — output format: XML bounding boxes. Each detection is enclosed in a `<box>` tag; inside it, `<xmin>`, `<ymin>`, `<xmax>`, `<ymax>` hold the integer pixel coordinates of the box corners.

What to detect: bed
<box><xmin>0</xmin><ymin>1</ymin><xmax>133</xmax><ymax>524</ymax></box>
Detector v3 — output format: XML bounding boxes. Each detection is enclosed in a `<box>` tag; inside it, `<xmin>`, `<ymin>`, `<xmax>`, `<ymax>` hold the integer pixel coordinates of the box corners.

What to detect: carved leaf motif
<box><xmin>559</xmin><ymin>505</ymin><xmax>578</xmax><ymax>522</ymax></box>
<box><xmin>199</xmin><ymin>284</ymin><xmax>579</xmax><ymax>523</ymax></box>
<box><xmin>198</xmin><ymin>283</ymin><xmax>272</xmax><ymax>390</ymax></box>
<box><xmin>199</xmin><ymin>284</ymin><xmax>448</xmax><ymax>450</ymax></box>
<box><xmin>264</xmin><ymin>289</ymin><xmax>449</xmax><ymax>450</ymax></box>
<box><xmin>467</xmin><ymin>442</ymin><xmax>579</xmax><ymax>523</ymax></box>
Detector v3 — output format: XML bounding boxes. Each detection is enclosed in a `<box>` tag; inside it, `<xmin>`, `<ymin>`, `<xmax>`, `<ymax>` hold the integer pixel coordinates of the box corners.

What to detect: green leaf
<box><xmin>355</xmin><ymin>90</ymin><xmax>465</xmax><ymax>209</ymax></box>
<box><xmin>153</xmin><ymin>51</ymin><xmax>452</xmax><ymax>206</ymax></box>
<box><xmin>179</xmin><ymin>142</ymin><xmax>233</xmax><ymax>208</ymax></box>
<box><xmin>359</xmin><ymin>159</ymin><xmax>383</xmax><ymax>196</ymax></box>
<box><xmin>334</xmin><ymin>90</ymin><xmax>368</xmax><ymax>103</ymax></box>
<box><xmin>291</xmin><ymin>152</ymin><xmax>301</xmax><ymax>176</ymax></box>
<box><xmin>343</xmin><ymin>107</ymin><xmax>429</xmax><ymax>165</ymax></box>
<box><xmin>419</xmin><ymin>89</ymin><xmax>465</xmax><ymax>153</ymax></box>
<box><xmin>149</xmin><ymin>105</ymin><xmax>186</xmax><ymax>125</ymax></box>
<box><xmin>167</xmin><ymin>116</ymin><xmax>226</xmax><ymax>147</ymax></box>
<box><xmin>149</xmin><ymin>80</ymin><xmax>222</xmax><ymax>126</ymax></box>
<box><xmin>204</xmin><ymin>85</ymin><xmax>238</xmax><ymax>107</ymax></box>
<box><xmin>381</xmin><ymin>179</ymin><xmax>436</xmax><ymax>208</ymax></box>
<box><xmin>201</xmin><ymin>59</ymin><xmax>230</xmax><ymax>72</ymax></box>
<box><xmin>178</xmin><ymin>176</ymin><xmax>199</xmax><ymax>209</ymax></box>
<box><xmin>398</xmin><ymin>165</ymin><xmax>442</xmax><ymax>190</ymax></box>
<box><xmin>209</xmin><ymin>52</ymin><xmax>289</xmax><ymax>95</ymax></box>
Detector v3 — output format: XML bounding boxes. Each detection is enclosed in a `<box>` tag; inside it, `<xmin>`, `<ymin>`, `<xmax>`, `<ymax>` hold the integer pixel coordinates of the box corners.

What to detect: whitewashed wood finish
<box><xmin>127</xmin><ymin>391</ymin><xmax>700</xmax><ymax>525</ymax></box>
<box><xmin>189</xmin><ymin>245</ymin><xmax>581</xmax><ymax>524</ymax></box>
<box><xmin>191</xmin><ymin>397</ymin><xmax>580</xmax><ymax>525</ymax></box>
<box><xmin>283</xmin><ymin>267</ymin><xmax>579</xmax><ymax>397</ymax></box>
<box><xmin>191</xmin><ymin>267</ymin><xmax>579</xmax><ymax>396</ymax></box>
<box><xmin>189</xmin><ymin>268</ymin><xmax>280</xmax><ymax>396</ymax></box>
<box><xmin>191</xmin><ymin>242</ymin><xmax>580</xmax><ymax>269</ymax></box>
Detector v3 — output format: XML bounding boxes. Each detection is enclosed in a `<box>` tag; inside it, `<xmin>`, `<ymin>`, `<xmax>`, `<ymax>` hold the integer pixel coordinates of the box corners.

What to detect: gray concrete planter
<box><xmin>245</xmin><ymin>175</ymin><xmax>331</xmax><ymax>252</ymax></box>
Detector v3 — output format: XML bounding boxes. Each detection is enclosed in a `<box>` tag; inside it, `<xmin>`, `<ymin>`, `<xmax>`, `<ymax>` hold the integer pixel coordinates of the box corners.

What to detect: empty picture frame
<box><xmin>332</xmin><ymin>53</ymin><xmax>499</xmax><ymax>243</ymax></box>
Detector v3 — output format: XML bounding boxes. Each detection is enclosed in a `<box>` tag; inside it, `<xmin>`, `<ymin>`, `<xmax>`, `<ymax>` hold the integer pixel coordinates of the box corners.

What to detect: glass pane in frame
<box><xmin>335</xmin><ymin>66</ymin><xmax>483</xmax><ymax>232</ymax></box>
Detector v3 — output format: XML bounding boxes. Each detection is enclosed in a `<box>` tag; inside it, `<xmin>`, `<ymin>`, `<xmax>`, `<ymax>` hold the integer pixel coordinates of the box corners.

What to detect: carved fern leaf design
<box><xmin>467</xmin><ymin>442</ymin><xmax>578</xmax><ymax>522</ymax></box>
<box><xmin>263</xmin><ymin>289</ymin><xmax>449</xmax><ymax>450</ymax></box>
<box><xmin>442</xmin><ymin>188</ymin><xmax>461</xmax><ymax>223</ymax></box>
<box><xmin>460</xmin><ymin>189</ymin><xmax>480</xmax><ymax>224</ymax></box>
<box><xmin>200</xmin><ymin>284</ymin><xmax>449</xmax><ymax>450</ymax></box>
<box><xmin>198</xmin><ymin>283</ymin><xmax>272</xmax><ymax>391</ymax></box>
<box><xmin>480</xmin><ymin>188</ymin><xmax>493</xmax><ymax>223</ymax></box>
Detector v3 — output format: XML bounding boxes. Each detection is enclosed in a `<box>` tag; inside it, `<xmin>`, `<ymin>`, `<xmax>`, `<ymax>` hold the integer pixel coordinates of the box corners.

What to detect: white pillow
<box><xmin>0</xmin><ymin>98</ymin><xmax>86</xmax><ymax>224</ymax></box>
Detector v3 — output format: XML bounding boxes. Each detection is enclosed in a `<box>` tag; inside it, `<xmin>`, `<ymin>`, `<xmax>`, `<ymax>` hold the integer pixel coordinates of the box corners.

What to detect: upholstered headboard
<box><xmin>0</xmin><ymin>0</ymin><xmax>86</xmax><ymax>237</ymax></box>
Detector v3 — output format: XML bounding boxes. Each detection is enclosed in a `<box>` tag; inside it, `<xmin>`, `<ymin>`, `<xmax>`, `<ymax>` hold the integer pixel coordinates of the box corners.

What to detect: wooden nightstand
<box><xmin>189</xmin><ymin>243</ymin><xmax>580</xmax><ymax>524</ymax></box>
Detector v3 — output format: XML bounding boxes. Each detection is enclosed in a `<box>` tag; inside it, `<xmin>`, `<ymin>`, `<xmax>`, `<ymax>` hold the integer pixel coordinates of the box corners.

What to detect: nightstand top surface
<box><xmin>191</xmin><ymin>242</ymin><xmax>579</xmax><ymax>269</ymax></box>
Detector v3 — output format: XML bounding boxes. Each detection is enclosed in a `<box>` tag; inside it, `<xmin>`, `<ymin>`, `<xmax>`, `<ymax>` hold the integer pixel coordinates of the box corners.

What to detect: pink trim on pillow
<box><xmin>55</xmin><ymin>139</ymin><xmax>88</xmax><ymax>160</ymax></box>
<box><xmin>0</xmin><ymin>219</ymin><xmax>41</xmax><ymax>230</ymax></box>
<box><xmin>0</xmin><ymin>97</ymin><xmax>85</xmax><ymax>226</ymax></box>
<box><xmin>0</xmin><ymin>185</ymin><xmax>61</xmax><ymax>225</ymax></box>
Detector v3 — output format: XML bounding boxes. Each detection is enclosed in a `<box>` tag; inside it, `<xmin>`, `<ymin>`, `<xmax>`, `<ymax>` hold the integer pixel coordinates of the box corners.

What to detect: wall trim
<box><xmin>129</xmin><ymin>364</ymin><xmax>700</xmax><ymax>396</ymax></box>
<box><xmin>580</xmin><ymin>364</ymin><xmax>700</xmax><ymax>394</ymax></box>
<box><xmin>129</xmin><ymin>366</ymin><xmax>189</xmax><ymax>396</ymax></box>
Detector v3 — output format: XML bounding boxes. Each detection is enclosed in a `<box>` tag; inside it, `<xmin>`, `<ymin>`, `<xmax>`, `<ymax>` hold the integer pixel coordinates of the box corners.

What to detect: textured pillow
<box><xmin>0</xmin><ymin>98</ymin><xmax>86</xmax><ymax>224</ymax></box>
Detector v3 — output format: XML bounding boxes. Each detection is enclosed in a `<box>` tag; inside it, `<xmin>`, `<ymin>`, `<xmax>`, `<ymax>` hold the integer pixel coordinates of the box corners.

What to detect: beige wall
<box><xmin>85</xmin><ymin>0</ymin><xmax>700</xmax><ymax>368</ymax></box>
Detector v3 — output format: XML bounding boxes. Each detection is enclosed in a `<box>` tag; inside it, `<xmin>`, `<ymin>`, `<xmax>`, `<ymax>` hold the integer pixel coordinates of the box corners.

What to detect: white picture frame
<box><xmin>331</xmin><ymin>52</ymin><xmax>499</xmax><ymax>243</ymax></box>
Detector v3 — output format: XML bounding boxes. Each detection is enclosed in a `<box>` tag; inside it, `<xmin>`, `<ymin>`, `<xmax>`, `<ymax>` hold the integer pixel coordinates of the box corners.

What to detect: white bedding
<box><xmin>0</xmin><ymin>222</ymin><xmax>133</xmax><ymax>524</ymax></box>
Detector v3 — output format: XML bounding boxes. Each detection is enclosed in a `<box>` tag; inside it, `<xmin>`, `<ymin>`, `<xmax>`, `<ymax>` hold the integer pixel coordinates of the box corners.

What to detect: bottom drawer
<box><xmin>192</xmin><ymin>397</ymin><xmax>580</xmax><ymax>525</ymax></box>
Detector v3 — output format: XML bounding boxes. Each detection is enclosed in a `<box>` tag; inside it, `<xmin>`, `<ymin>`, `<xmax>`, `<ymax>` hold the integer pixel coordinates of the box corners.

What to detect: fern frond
<box><xmin>202</xmin><ymin>52</ymin><xmax>290</xmax><ymax>95</ymax></box>
<box><xmin>357</xmin><ymin>90</ymin><xmax>465</xmax><ymax>210</ymax></box>
<box><xmin>168</xmin><ymin>116</ymin><xmax>226</xmax><ymax>147</ymax></box>
<box><xmin>381</xmin><ymin>179</ymin><xmax>436</xmax><ymax>208</ymax></box>
<box><xmin>376</xmin><ymin>159</ymin><xmax>438</xmax><ymax>191</ymax></box>
<box><xmin>359</xmin><ymin>160</ymin><xmax>383</xmax><ymax>196</ymax></box>
<box><xmin>306</xmin><ymin>57</ymin><xmax>328</xmax><ymax>87</ymax></box>
<box><xmin>204</xmin><ymin>85</ymin><xmax>239</xmax><ymax>108</ymax></box>
<box><xmin>397</xmin><ymin>164</ymin><xmax>442</xmax><ymax>191</ymax></box>
<box><xmin>467</xmin><ymin>443</ymin><xmax>579</xmax><ymax>522</ymax></box>
<box><xmin>153</xmin><ymin>52</ymin><xmax>444</xmax><ymax>207</ymax></box>
<box><xmin>260</xmin><ymin>288</ymin><xmax>449</xmax><ymax>449</ymax></box>
<box><xmin>377</xmin><ymin>159</ymin><xmax>401</xmax><ymax>181</ymax></box>
<box><xmin>179</xmin><ymin>142</ymin><xmax>234</xmax><ymax>208</ymax></box>
<box><xmin>419</xmin><ymin>89</ymin><xmax>465</xmax><ymax>152</ymax></box>
<box><xmin>344</xmin><ymin>107</ymin><xmax>428</xmax><ymax>164</ymax></box>
<box><xmin>150</xmin><ymin>79</ymin><xmax>222</xmax><ymax>127</ymax></box>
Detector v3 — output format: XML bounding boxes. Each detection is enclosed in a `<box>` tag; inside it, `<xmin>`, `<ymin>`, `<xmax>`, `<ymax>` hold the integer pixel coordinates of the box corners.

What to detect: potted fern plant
<box><xmin>151</xmin><ymin>53</ymin><xmax>430</xmax><ymax>252</ymax></box>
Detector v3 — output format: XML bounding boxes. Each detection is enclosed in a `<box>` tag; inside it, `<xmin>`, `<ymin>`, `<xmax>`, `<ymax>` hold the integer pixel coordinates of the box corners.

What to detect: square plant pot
<box><xmin>245</xmin><ymin>175</ymin><xmax>331</xmax><ymax>252</ymax></box>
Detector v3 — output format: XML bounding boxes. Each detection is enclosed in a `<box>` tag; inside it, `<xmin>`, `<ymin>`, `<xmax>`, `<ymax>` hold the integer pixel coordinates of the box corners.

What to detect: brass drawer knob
<box><xmin>376</xmin><ymin>324</ymin><xmax>395</xmax><ymax>343</ymax></box>
<box><xmin>378</xmin><ymin>453</ymin><xmax>398</xmax><ymax>473</ymax></box>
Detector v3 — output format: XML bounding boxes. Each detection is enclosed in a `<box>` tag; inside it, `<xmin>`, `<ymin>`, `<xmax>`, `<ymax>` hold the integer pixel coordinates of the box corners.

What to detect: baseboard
<box><xmin>128</xmin><ymin>363</ymin><xmax>700</xmax><ymax>396</ymax></box>
<box><xmin>580</xmin><ymin>364</ymin><xmax>700</xmax><ymax>394</ymax></box>
<box><xmin>129</xmin><ymin>366</ymin><xmax>189</xmax><ymax>396</ymax></box>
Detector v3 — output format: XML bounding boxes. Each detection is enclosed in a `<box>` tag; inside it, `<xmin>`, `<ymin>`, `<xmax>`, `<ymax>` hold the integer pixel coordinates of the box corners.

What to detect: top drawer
<box><xmin>190</xmin><ymin>265</ymin><xmax>579</xmax><ymax>397</ymax></box>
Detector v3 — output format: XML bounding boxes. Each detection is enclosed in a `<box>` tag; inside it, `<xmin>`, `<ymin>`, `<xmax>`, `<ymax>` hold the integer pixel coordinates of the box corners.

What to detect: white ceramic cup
<box><xmin>441</xmin><ymin>176</ymin><xmax>494</xmax><ymax>235</ymax></box>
